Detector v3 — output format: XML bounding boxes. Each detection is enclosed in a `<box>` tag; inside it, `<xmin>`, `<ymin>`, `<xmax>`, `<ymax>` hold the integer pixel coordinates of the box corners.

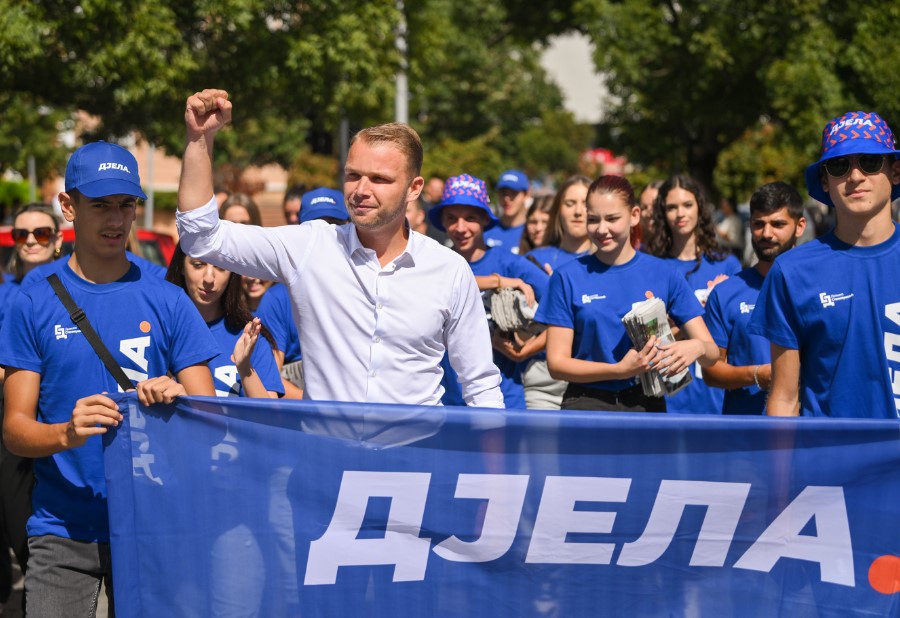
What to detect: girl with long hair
<box><xmin>527</xmin><ymin>175</ymin><xmax>594</xmax><ymax>274</ymax></box>
<box><xmin>166</xmin><ymin>245</ymin><xmax>282</xmax><ymax>398</ymax></box>
<box><xmin>537</xmin><ymin>175</ymin><xmax>717</xmax><ymax>412</ymax></box>
<box><xmin>648</xmin><ymin>175</ymin><xmax>741</xmax><ymax>414</ymax></box>
<box><xmin>518</xmin><ymin>194</ymin><xmax>554</xmax><ymax>256</ymax></box>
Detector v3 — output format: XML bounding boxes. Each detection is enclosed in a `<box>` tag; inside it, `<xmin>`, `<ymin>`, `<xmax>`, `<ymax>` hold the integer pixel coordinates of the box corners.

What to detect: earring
<box><xmin>54</xmin><ymin>247</ymin><xmax>61</xmax><ymax>258</ymax></box>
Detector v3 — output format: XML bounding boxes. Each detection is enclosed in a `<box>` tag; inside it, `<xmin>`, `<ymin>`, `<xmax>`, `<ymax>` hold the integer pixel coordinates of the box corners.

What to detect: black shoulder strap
<box><xmin>47</xmin><ymin>273</ymin><xmax>134</xmax><ymax>392</ymax></box>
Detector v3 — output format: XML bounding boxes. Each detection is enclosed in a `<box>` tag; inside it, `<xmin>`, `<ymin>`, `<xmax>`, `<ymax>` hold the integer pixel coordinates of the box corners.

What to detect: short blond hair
<box><xmin>351</xmin><ymin>123</ymin><xmax>423</xmax><ymax>179</ymax></box>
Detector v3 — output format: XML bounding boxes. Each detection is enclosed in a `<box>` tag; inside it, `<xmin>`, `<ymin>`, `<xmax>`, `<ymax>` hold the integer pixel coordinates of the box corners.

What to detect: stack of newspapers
<box><xmin>622</xmin><ymin>297</ymin><xmax>693</xmax><ymax>397</ymax></box>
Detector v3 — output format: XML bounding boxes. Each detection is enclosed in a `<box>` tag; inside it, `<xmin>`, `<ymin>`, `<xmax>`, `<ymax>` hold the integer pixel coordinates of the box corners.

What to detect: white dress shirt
<box><xmin>177</xmin><ymin>198</ymin><xmax>503</xmax><ymax>407</ymax></box>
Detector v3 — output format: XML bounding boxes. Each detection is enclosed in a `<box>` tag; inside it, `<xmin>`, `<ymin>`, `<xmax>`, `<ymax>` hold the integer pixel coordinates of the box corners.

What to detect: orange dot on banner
<box><xmin>139</xmin><ymin>321</ymin><xmax>151</xmax><ymax>333</ymax></box>
<box><xmin>869</xmin><ymin>555</ymin><xmax>900</xmax><ymax>594</ymax></box>
<box><xmin>645</xmin><ymin>290</ymin><xmax>654</xmax><ymax>299</ymax></box>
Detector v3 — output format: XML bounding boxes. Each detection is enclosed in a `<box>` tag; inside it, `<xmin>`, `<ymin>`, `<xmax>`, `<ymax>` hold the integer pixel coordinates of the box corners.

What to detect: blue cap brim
<box><xmin>300</xmin><ymin>205</ymin><xmax>349</xmax><ymax>224</ymax></box>
<box><xmin>805</xmin><ymin>140</ymin><xmax>900</xmax><ymax>207</ymax></box>
<box><xmin>73</xmin><ymin>178</ymin><xmax>147</xmax><ymax>200</ymax></box>
<box><xmin>428</xmin><ymin>197</ymin><xmax>499</xmax><ymax>232</ymax></box>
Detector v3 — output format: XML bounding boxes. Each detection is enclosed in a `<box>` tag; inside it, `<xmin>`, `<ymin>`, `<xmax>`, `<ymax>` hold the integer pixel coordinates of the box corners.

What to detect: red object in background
<box><xmin>0</xmin><ymin>226</ymin><xmax>176</xmax><ymax>269</ymax></box>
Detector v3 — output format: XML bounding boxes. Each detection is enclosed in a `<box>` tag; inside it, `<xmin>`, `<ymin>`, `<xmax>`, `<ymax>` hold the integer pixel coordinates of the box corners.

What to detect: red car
<box><xmin>0</xmin><ymin>226</ymin><xmax>176</xmax><ymax>270</ymax></box>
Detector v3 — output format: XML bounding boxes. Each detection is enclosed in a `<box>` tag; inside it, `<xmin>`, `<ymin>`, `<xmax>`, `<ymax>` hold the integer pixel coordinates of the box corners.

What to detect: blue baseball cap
<box><xmin>299</xmin><ymin>188</ymin><xmax>349</xmax><ymax>224</ymax></box>
<box><xmin>496</xmin><ymin>169</ymin><xmax>529</xmax><ymax>193</ymax></box>
<box><xmin>65</xmin><ymin>141</ymin><xmax>147</xmax><ymax>199</ymax></box>
<box><xmin>428</xmin><ymin>174</ymin><xmax>499</xmax><ymax>232</ymax></box>
<box><xmin>805</xmin><ymin>111</ymin><xmax>900</xmax><ymax>208</ymax></box>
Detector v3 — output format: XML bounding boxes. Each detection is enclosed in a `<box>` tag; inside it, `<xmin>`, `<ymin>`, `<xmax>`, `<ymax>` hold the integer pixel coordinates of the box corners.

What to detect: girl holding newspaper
<box><xmin>536</xmin><ymin>175</ymin><xmax>718</xmax><ymax>412</ymax></box>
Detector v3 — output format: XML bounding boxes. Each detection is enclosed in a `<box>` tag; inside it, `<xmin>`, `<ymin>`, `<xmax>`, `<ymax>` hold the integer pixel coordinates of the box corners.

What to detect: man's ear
<box><xmin>59</xmin><ymin>192</ymin><xmax>77</xmax><ymax>223</ymax></box>
<box><xmin>889</xmin><ymin>158</ymin><xmax>900</xmax><ymax>186</ymax></box>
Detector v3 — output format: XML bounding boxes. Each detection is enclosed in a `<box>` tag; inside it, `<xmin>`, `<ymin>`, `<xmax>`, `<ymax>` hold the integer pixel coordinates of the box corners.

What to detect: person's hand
<box><xmin>618</xmin><ymin>336</ymin><xmax>660</xmax><ymax>378</ymax></box>
<box><xmin>66</xmin><ymin>394</ymin><xmax>123</xmax><ymax>449</ymax></box>
<box><xmin>501</xmin><ymin>277</ymin><xmax>536</xmax><ymax>307</ymax></box>
<box><xmin>491</xmin><ymin>330</ymin><xmax>528</xmax><ymax>361</ymax></box>
<box><xmin>185</xmin><ymin>89</ymin><xmax>232</xmax><ymax>140</ymax></box>
<box><xmin>707</xmin><ymin>273</ymin><xmax>729</xmax><ymax>291</ymax></box>
<box><xmin>543</xmin><ymin>263</ymin><xmax>553</xmax><ymax>276</ymax></box>
<box><xmin>234</xmin><ymin>318</ymin><xmax>262</xmax><ymax>375</ymax></box>
<box><xmin>136</xmin><ymin>376</ymin><xmax>187</xmax><ymax>406</ymax></box>
<box><xmin>654</xmin><ymin>339</ymin><xmax>704</xmax><ymax>377</ymax></box>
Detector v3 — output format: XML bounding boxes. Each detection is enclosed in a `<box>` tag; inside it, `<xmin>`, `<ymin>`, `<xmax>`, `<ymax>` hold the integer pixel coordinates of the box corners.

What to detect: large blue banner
<box><xmin>103</xmin><ymin>394</ymin><xmax>900</xmax><ymax>617</ymax></box>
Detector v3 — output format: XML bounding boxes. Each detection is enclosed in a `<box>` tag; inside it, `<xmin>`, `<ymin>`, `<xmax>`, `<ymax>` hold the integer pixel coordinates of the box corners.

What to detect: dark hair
<box><xmin>9</xmin><ymin>202</ymin><xmax>62</xmax><ymax>281</ymax></box>
<box><xmin>648</xmin><ymin>175</ymin><xmax>724</xmax><ymax>269</ymax></box>
<box><xmin>518</xmin><ymin>193</ymin><xmax>555</xmax><ymax>254</ymax></box>
<box><xmin>587</xmin><ymin>175</ymin><xmax>642</xmax><ymax>248</ymax></box>
<box><xmin>219</xmin><ymin>193</ymin><xmax>262</xmax><ymax>226</ymax></box>
<box><xmin>749</xmin><ymin>181</ymin><xmax>804</xmax><ymax>220</ymax></box>
<box><xmin>351</xmin><ymin>123</ymin><xmax>424</xmax><ymax>179</ymax></box>
<box><xmin>543</xmin><ymin>175</ymin><xmax>592</xmax><ymax>249</ymax></box>
<box><xmin>166</xmin><ymin>245</ymin><xmax>276</xmax><ymax>350</ymax></box>
<box><xmin>283</xmin><ymin>185</ymin><xmax>307</xmax><ymax>205</ymax></box>
<box><xmin>640</xmin><ymin>179</ymin><xmax>664</xmax><ymax>197</ymax></box>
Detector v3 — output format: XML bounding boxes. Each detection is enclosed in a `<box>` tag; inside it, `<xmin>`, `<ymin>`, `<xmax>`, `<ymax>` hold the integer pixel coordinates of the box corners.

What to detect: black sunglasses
<box><xmin>11</xmin><ymin>226</ymin><xmax>55</xmax><ymax>245</ymax></box>
<box><xmin>822</xmin><ymin>154</ymin><xmax>889</xmax><ymax>178</ymax></box>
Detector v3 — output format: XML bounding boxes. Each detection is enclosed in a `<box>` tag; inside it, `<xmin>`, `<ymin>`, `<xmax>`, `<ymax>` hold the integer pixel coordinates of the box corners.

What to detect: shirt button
<box><xmin>371</xmin><ymin>371</ymin><xmax>377</xmax><ymax>377</ymax></box>
<box><xmin>377</xmin><ymin>303</ymin><xmax>383</xmax><ymax>309</ymax></box>
<box><xmin>374</xmin><ymin>337</ymin><xmax>381</xmax><ymax>343</ymax></box>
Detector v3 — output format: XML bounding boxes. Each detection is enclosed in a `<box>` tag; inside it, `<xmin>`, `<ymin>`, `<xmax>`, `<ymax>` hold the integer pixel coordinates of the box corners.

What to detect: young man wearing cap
<box><xmin>750</xmin><ymin>111</ymin><xmax>900</xmax><ymax>418</ymax></box>
<box><xmin>484</xmin><ymin>169</ymin><xmax>530</xmax><ymax>254</ymax></box>
<box><xmin>429</xmin><ymin>174</ymin><xmax>549</xmax><ymax>408</ymax></box>
<box><xmin>0</xmin><ymin>141</ymin><xmax>218</xmax><ymax>613</ymax></box>
<box><xmin>178</xmin><ymin>89</ymin><xmax>503</xmax><ymax>407</ymax></box>
<box><xmin>703</xmin><ymin>182</ymin><xmax>806</xmax><ymax>414</ymax></box>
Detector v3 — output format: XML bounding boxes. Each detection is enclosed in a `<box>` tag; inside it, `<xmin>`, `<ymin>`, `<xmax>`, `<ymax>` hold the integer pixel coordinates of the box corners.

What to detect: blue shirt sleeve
<box><xmin>704</xmin><ymin>285</ymin><xmax>729</xmax><ymax>348</ymax></box>
<box><xmin>535</xmin><ymin>269</ymin><xmax>574</xmax><ymax>329</ymax></box>
<box><xmin>748</xmin><ymin>262</ymin><xmax>800</xmax><ymax>350</ymax></box>
<box><xmin>0</xmin><ymin>291</ymin><xmax>42</xmax><ymax>373</ymax></box>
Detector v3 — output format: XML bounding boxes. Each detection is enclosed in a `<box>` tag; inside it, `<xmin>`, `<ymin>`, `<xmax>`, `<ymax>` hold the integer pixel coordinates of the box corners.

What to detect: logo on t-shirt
<box><xmin>582</xmin><ymin>293</ymin><xmax>607</xmax><ymax>304</ymax></box>
<box><xmin>739</xmin><ymin>302</ymin><xmax>754</xmax><ymax>314</ymax></box>
<box><xmin>54</xmin><ymin>325</ymin><xmax>81</xmax><ymax>340</ymax></box>
<box><xmin>819</xmin><ymin>291</ymin><xmax>854</xmax><ymax>308</ymax></box>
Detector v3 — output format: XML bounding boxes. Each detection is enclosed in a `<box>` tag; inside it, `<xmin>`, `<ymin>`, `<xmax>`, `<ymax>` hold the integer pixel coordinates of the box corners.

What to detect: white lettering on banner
<box><xmin>733</xmin><ymin>486</ymin><xmax>854</xmax><ymax>586</ymax></box>
<box><xmin>524</xmin><ymin>476</ymin><xmax>631</xmax><ymax>565</ymax></box>
<box><xmin>433</xmin><ymin>474</ymin><xmax>529</xmax><ymax>563</ymax></box>
<box><xmin>305</xmin><ymin>471</ymin><xmax>432</xmax><ymax>585</ymax></box>
<box><xmin>128</xmin><ymin>402</ymin><xmax>162</xmax><ymax>485</ymax></box>
<box><xmin>304</xmin><ymin>473</ymin><xmax>857</xmax><ymax>588</ymax></box>
<box><xmin>617</xmin><ymin>481</ymin><xmax>751</xmax><ymax>567</ymax></box>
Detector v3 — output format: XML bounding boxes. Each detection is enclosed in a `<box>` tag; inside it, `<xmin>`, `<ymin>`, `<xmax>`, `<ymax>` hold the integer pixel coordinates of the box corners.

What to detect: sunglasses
<box><xmin>822</xmin><ymin>154</ymin><xmax>889</xmax><ymax>178</ymax></box>
<box><xmin>11</xmin><ymin>227</ymin><xmax>55</xmax><ymax>245</ymax></box>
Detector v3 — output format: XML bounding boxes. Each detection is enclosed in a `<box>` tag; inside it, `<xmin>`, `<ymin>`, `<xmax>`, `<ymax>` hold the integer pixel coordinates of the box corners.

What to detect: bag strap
<box><xmin>47</xmin><ymin>273</ymin><xmax>134</xmax><ymax>392</ymax></box>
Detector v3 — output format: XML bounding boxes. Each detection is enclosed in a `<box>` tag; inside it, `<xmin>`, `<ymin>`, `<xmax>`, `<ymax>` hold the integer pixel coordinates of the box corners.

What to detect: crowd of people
<box><xmin>0</xmin><ymin>88</ymin><xmax>898</xmax><ymax>615</ymax></box>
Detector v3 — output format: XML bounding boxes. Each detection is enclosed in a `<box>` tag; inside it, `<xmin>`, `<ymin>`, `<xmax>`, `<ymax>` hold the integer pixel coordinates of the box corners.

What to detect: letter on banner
<box><xmin>525</xmin><ymin>476</ymin><xmax>631</xmax><ymax>564</ymax></box>
<box><xmin>734</xmin><ymin>486</ymin><xmax>854</xmax><ymax>586</ymax></box>
<box><xmin>305</xmin><ymin>471</ymin><xmax>432</xmax><ymax>585</ymax></box>
<box><xmin>618</xmin><ymin>481</ymin><xmax>751</xmax><ymax>567</ymax></box>
<box><xmin>433</xmin><ymin>474</ymin><xmax>529</xmax><ymax>562</ymax></box>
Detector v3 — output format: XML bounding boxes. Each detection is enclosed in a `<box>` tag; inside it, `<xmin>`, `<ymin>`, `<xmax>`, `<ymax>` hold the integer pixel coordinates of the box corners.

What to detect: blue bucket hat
<box><xmin>299</xmin><ymin>188</ymin><xmax>349</xmax><ymax>224</ymax></box>
<box><xmin>428</xmin><ymin>174</ymin><xmax>499</xmax><ymax>232</ymax></box>
<box><xmin>65</xmin><ymin>141</ymin><xmax>147</xmax><ymax>199</ymax></box>
<box><xmin>496</xmin><ymin>169</ymin><xmax>530</xmax><ymax>193</ymax></box>
<box><xmin>805</xmin><ymin>111</ymin><xmax>900</xmax><ymax>208</ymax></box>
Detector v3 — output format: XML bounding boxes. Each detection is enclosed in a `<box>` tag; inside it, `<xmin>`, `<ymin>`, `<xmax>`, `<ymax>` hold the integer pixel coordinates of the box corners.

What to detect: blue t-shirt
<box><xmin>664</xmin><ymin>254</ymin><xmax>741</xmax><ymax>414</ymax></box>
<box><xmin>207</xmin><ymin>316</ymin><xmax>284</xmax><ymax>397</ymax></box>
<box><xmin>0</xmin><ymin>278</ymin><xmax>22</xmax><ymax>325</ymax></box>
<box><xmin>20</xmin><ymin>251</ymin><xmax>167</xmax><ymax>288</ymax></box>
<box><xmin>0</xmin><ymin>263</ymin><xmax>219</xmax><ymax>543</ymax></box>
<box><xmin>441</xmin><ymin>247</ymin><xmax>548</xmax><ymax>409</ymax></box>
<box><xmin>484</xmin><ymin>224</ymin><xmax>525</xmax><ymax>255</ymax></box>
<box><xmin>749</xmin><ymin>226</ymin><xmax>900</xmax><ymax>418</ymax></box>
<box><xmin>536</xmin><ymin>252</ymin><xmax>703</xmax><ymax>392</ymax></box>
<box><xmin>255</xmin><ymin>283</ymin><xmax>301</xmax><ymax>363</ymax></box>
<box><xmin>526</xmin><ymin>246</ymin><xmax>591</xmax><ymax>274</ymax></box>
<box><xmin>704</xmin><ymin>267</ymin><xmax>769</xmax><ymax>414</ymax></box>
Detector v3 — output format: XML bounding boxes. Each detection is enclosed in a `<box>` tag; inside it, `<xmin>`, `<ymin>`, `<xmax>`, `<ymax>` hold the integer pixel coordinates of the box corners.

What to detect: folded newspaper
<box><xmin>621</xmin><ymin>297</ymin><xmax>692</xmax><ymax>397</ymax></box>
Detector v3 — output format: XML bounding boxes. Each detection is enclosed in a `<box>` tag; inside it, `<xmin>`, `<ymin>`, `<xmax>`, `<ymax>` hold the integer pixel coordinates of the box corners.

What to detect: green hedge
<box><xmin>0</xmin><ymin>180</ymin><xmax>31</xmax><ymax>208</ymax></box>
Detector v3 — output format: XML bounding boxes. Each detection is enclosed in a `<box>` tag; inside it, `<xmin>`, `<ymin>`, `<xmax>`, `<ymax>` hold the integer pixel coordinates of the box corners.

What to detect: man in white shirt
<box><xmin>177</xmin><ymin>89</ymin><xmax>503</xmax><ymax>407</ymax></box>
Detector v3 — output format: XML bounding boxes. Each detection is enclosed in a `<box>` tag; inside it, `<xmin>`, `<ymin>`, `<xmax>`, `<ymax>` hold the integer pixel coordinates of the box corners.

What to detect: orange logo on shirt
<box><xmin>140</xmin><ymin>321</ymin><xmax>151</xmax><ymax>333</ymax></box>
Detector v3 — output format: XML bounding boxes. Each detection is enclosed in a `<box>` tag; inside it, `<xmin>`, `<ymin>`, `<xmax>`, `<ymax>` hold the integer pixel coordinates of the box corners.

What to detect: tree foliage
<box><xmin>577</xmin><ymin>0</ymin><xmax>900</xmax><ymax>200</ymax></box>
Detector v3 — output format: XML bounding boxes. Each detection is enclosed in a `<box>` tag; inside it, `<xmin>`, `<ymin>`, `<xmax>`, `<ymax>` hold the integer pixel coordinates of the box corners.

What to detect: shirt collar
<box><xmin>342</xmin><ymin>222</ymin><xmax>418</xmax><ymax>267</ymax></box>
